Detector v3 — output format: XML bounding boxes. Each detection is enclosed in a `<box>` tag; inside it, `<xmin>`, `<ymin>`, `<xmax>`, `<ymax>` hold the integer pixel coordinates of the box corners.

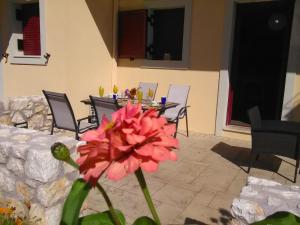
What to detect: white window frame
<box><xmin>8</xmin><ymin>0</ymin><xmax>47</xmax><ymax>65</ymax></box>
<box><xmin>142</xmin><ymin>0</ymin><xmax>192</xmax><ymax>69</ymax></box>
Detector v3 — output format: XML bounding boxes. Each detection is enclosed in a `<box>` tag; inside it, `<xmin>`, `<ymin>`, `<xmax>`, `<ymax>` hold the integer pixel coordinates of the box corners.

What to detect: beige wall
<box><xmin>117</xmin><ymin>0</ymin><xmax>226</xmax><ymax>134</ymax></box>
<box><xmin>0</xmin><ymin>0</ymin><xmax>114</xmax><ymax>118</ymax></box>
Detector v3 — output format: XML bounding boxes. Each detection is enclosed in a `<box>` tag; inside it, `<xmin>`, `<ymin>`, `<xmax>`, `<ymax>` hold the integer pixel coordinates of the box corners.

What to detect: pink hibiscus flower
<box><xmin>77</xmin><ymin>102</ymin><xmax>179</xmax><ymax>186</ymax></box>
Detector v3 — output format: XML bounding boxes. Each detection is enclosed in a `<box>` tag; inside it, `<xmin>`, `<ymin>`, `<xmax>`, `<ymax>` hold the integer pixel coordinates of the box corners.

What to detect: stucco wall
<box><xmin>117</xmin><ymin>0</ymin><xmax>226</xmax><ymax>134</ymax></box>
<box><xmin>0</xmin><ymin>0</ymin><xmax>114</xmax><ymax>118</ymax></box>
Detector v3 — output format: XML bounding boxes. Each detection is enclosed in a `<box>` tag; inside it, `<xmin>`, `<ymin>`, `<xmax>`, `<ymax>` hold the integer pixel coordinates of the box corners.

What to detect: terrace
<box><xmin>0</xmin><ymin>0</ymin><xmax>300</xmax><ymax>224</ymax></box>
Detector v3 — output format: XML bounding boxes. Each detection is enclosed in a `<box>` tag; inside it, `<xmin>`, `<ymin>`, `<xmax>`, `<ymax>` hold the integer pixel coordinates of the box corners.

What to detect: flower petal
<box><xmin>141</xmin><ymin>160</ymin><xmax>159</xmax><ymax>172</ymax></box>
<box><xmin>127</xmin><ymin>154</ymin><xmax>141</xmax><ymax>173</ymax></box>
<box><xmin>140</xmin><ymin>117</ymin><xmax>152</xmax><ymax>135</ymax></box>
<box><xmin>135</xmin><ymin>143</ymin><xmax>154</xmax><ymax>156</ymax></box>
<box><xmin>152</xmin><ymin>146</ymin><xmax>170</xmax><ymax>161</ymax></box>
<box><xmin>169</xmin><ymin>151</ymin><xmax>178</xmax><ymax>161</ymax></box>
<box><xmin>107</xmin><ymin>161</ymin><xmax>128</xmax><ymax>181</ymax></box>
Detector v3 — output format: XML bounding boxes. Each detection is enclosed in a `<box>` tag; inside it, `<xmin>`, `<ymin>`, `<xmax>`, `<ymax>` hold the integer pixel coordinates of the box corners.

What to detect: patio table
<box><xmin>81</xmin><ymin>98</ymin><xmax>179</xmax><ymax>122</ymax></box>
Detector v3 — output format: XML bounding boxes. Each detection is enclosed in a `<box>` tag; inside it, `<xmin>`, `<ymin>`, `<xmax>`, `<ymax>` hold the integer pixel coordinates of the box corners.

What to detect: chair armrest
<box><xmin>252</xmin><ymin>128</ymin><xmax>300</xmax><ymax>136</ymax></box>
<box><xmin>177</xmin><ymin>106</ymin><xmax>190</xmax><ymax>119</ymax></box>
<box><xmin>77</xmin><ymin>116</ymin><xmax>90</xmax><ymax>123</ymax></box>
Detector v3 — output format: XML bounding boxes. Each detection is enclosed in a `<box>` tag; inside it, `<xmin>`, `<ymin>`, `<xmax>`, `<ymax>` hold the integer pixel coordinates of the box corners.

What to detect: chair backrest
<box><xmin>248</xmin><ymin>106</ymin><xmax>262</xmax><ymax>130</ymax></box>
<box><xmin>42</xmin><ymin>90</ymin><xmax>77</xmax><ymax>131</ymax></box>
<box><xmin>164</xmin><ymin>84</ymin><xmax>190</xmax><ymax>119</ymax></box>
<box><xmin>89</xmin><ymin>96</ymin><xmax>119</xmax><ymax>125</ymax></box>
<box><xmin>138</xmin><ymin>82</ymin><xmax>158</xmax><ymax>100</ymax></box>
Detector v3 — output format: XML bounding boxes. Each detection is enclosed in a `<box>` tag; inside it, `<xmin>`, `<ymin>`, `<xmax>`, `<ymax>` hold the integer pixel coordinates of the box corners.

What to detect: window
<box><xmin>118</xmin><ymin>0</ymin><xmax>192</xmax><ymax>69</ymax></box>
<box><xmin>147</xmin><ymin>8</ymin><xmax>185</xmax><ymax>61</ymax></box>
<box><xmin>8</xmin><ymin>0</ymin><xmax>46</xmax><ymax>65</ymax></box>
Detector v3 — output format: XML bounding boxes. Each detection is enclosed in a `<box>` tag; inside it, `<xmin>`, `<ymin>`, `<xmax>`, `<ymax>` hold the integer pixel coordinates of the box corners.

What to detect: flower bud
<box><xmin>51</xmin><ymin>142</ymin><xmax>70</xmax><ymax>161</ymax></box>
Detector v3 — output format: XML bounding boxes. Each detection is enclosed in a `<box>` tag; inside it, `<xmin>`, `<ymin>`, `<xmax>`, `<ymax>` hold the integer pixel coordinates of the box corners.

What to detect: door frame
<box><xmin>0</xmin><ymin>34</ymin><xmax>4</xmax><ymax>100</ymax></box>
<box><xmin>216</xmin><ymin>0</ymin><xmax>300</xmax><ymax>136</ymax></box>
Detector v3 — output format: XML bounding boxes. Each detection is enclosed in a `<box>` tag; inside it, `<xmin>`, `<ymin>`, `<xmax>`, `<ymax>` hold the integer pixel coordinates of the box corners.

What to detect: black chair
<box><xmin>248</xmin><ymin>106</ymin><xmax>300</xmax><ymax>182</ymax></box>
<box><xmin>89</xmin><ymin>96</ymin><xmax>119</xmax><ymax>126</ymax></box>
<box><xmin>163</xmin><ymin>84</ymin><xmax>190</xmax><ymax>137</ymax></box>
<box><xmin>43</xmin><ymin>90</ymin><xmax>96</xmax><ymax>140</ymax></box>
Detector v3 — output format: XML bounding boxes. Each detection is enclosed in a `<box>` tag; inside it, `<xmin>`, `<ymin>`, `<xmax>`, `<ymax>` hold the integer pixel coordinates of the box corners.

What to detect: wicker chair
<box><xmin>248</xmin><ymin>106</ymin><xmax>300</xmax><ymax>182</ymax></box>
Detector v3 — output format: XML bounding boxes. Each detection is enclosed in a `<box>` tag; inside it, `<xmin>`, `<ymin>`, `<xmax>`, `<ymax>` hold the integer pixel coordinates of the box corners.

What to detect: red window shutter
<box><xmin>22</xmin><ymin>4</ymin><xmax>41</xmax><ymax>56</ymax></box>
<box><xmin>118</xmin><ymin>10</ymin><xmax>147</xmax><ymax>59</ymax></box>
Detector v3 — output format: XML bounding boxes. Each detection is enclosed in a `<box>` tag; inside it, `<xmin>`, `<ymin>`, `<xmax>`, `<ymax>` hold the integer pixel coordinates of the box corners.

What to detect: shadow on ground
<box><xmin>211</xmin><ymin>142</ymin><xmax>296</xmax><ymax>182</ymax></box>
<box><xmin>184</xmin><ymin>208</ymin><xmax>233</xmax><ymax>225</ymax></box>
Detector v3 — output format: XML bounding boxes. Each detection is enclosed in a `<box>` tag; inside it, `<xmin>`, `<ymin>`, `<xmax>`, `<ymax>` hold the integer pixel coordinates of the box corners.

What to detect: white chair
<box><xmin>138</xmin><ymin>82</ymin><xmax>158</xmax><ymax>100</ymax></box>
<box><xmin>43</xmin><ymin>90</ymin><xmax>96</xmax><ymax>140</ymax></box>
<box><xmin>164</xmin><ymin>84</ymin><xmax>190</xmax><ymax>137</ymax></box>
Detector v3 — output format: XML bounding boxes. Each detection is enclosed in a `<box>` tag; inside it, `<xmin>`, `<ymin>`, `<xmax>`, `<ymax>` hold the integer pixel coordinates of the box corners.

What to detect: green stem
<box><xmin>66</xmin><ymin>158</ymin><xmax>79</xmax><ymax>170</ymax></box>
<box><xmin>135</xmin><ymin>169</ymin><xmax>162</xmax><ymax>225</ymax></box>
<box><xmin>95</xmin><ymin>183</ymin><xmax>122</xmax><ymax>225</ymax></box>
<box><xmin>65</xmin><ymin>158</ymin><xmax>122</xmax><ymax>225</ymax></box>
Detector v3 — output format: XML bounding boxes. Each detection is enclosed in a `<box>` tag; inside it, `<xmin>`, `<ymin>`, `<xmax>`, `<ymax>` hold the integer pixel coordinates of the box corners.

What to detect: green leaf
<box><xmin>251</xmin><ymin>211</ymin><xmax>300</xmax><ymax>225</ymax></box>
<box><xmin>60</xmin><ymin>179</ymin><xmax>92</xmax><ymax>225</ymax></box>
<box><xmin>78</xmin><ymin>210</ymin><xmax>126</xmax><ymax>225</ymax></box>
<box><xmin>133</xmin><ymin>216</ymin><xmax>158</xmax><ymax>225</ymax></box>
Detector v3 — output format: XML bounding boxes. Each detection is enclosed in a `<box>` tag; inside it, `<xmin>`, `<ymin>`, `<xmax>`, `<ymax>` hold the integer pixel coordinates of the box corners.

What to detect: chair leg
<box><xmin>248</xmin><ymin>153</ymin><xmax>256</xmax><ymax>174</ymax></box>
<box><xmin>50</xmin><ymin>122</ymin><xmax>54</xmax><ymax>135</ymax></box>
<box><xmin>174</xmin><ymin>120</ymin><xmax>179</xmax><ymax>138</ymax></box>
<box><xmin>185</xmin><ymin>114</ymin><xmax>189</xmax><ymax>137</ymax></box>
<box><xmin>294</xmin><ymin>159</ymin><xmax>299</xmax><ymax>183</ymax></box>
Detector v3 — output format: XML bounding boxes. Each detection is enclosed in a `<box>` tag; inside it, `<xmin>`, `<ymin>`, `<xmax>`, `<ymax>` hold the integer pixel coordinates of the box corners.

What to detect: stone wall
<box><xmin>0</xmin><ymin>125</ymin><xmax>78</xmax><ymax>225</ymax></box>
<box><xmin>0</xmin><ymin>95</ymin><xmax>52</xmax><ymax>131</ymax></box>
<box><xmin>231</xmin><ymin>176</ymin><xmax>300</xmax><ymax>225</ymax></box>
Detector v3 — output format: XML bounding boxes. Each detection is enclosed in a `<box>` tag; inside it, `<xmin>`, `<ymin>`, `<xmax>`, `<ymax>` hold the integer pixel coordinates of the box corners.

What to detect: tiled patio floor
<box><xmin>81</xmin><ymin>131</ymin><xmax>300</xmax><ymax>225</ymax></box>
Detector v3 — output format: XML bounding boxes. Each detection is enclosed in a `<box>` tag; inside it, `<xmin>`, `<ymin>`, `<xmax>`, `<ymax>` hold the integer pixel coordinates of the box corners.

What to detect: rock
<box><xmin>25</xmin><ymin>148</ymin><xmax>62</xmax><ymax>183</ymax></box>
<box><xmin>232</xmin><ymin>177</ymin><xmax>300</xmax><ymax>224</ymax></box>
<box><xmin>0</xmin><ymin>128</ymin><xmax>11</xmax><ymax>137</ymax></box>
<box><xmin>29</xmin><ymin>203</ymin><xmax>46</xmax><ymax>225</ymax></box>
<box><xmin>7</xmin><ymin>157</ymin><xmax>24</xmax><ymax>176</ymax></box>
<box><xmin>0</xmin><ymin>142</ymin><xmax>11</xmax><ymax>163</ymax></box>
<box><xmin>25</xmin><ymin>179</ymin><xmax>42</xmax><ymax>188</ymax></box>
<box><xmin>9</xmin><ymin>97</ymin><xmax>30</xmax><ymax>111</ymax></box>
<box><xmin>16</xmin><ymin>182</ymin><xmax>34</xmax><ymax>201</ymax></box>
<box><xmin>0</xmin><ymin>114</ymin><xmax>12</xmax><ymax>125</ymax></box>
<box><xmin>11</xmin><ymin>111</ymin><xmax>25</xmax><ymax>123</ymax></box>
<box><xmin>28</xmin><ymin>114</ymin><xmax>44</xmax><ymax>129</ymax></box>
<box><xmin>247</xmin><ymin>176</ymin><xmax>281</xmax><ymax>187</ymax></box>
<box><xmin>34</xmin><ymin>105</ymin><xmax>45</xmax><ymax>113</ymax></box>
<box><xmin>45</xmin><ymin>203</ymin><xmax>63</xmax><ymax>225</ymax></box>
<box><xmin>0</xmin><ymin>166</ymin><xmax>16</xmax><ymax>192</ymax></box>
<box><xmin>6</xmin><ymin>198</ymin><xmax>29</xmax><ymax>218</ymax></box>
<box><xmin>11</xmin><ymin>144</ymin><xmax>30</xmax><ymax>159</ymax></box>
<box><xmin>37</xmin><ymin>177</ymin><xmax>71</xmax><ymax>207</ymax></box>
<box><xmin>11</xmin><ymin>134</ymin><xmax>31</xmax><ymax>143</ymax></box>
<box><xmin>231</xmin><ymin>198</ymin><xmax>265</xmax><ymax>224</ymax></box>
<box><xmin>23</xmin><ymin>109</ymin><xmax>34</xmax><ymax>118</ymax></box>
<box><xmin>267</xmin><ymin>196</ymin><xmax>282</xmax><ymax>207</ymax></box>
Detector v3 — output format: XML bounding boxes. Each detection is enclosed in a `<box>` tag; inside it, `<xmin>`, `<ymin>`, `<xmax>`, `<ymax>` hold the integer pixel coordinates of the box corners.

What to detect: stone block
<box><xmin>29</xmin><ymin>203</ymin><xmax>46</xmax><ymax>225</ymax></box>
<box><xmin>7</xmin><ymin>157</ymin><xmax>24</xmax><ymax>176</ymax></box>
<box><xmin>37</xmin><ymin>177</ymin><xmax>71</xmax><ymax>207</ymax></box>
<box><xmin>25</xmin><ymin>148</ymin><xmax>62</xmax><ymax>183</ymax></box>
<box><xmin>0</xmin><ymin>142</ymin><xmax>11</xmax><ymax>163</ymax></box>
<box><xmin>16</xmin><ymin>182</ymin><xmax>34</xmax><ymax>201</ymax></box>
<box><xmin>28</xmin><ymin>114</ymin><xmax>45</xmax><ymax>129</ymax></box>
<box><xmin>9</xmin><ymin>97</ymin><xmax>30</xmax><ymax>111</ymax></box>
<box><xmin>0</xmin><ymin>166</ymin><xmax>16</xmax><ymax>192</ymax></box>
<box><xmin>45</xmin><ymin>203</ymin><xmax>63</xmax><ymax>225</ymax></box>
<box><xmin>11</xmin><ymin>144</ymin><xmax>30</xmax><ymax>159</ymax></box>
